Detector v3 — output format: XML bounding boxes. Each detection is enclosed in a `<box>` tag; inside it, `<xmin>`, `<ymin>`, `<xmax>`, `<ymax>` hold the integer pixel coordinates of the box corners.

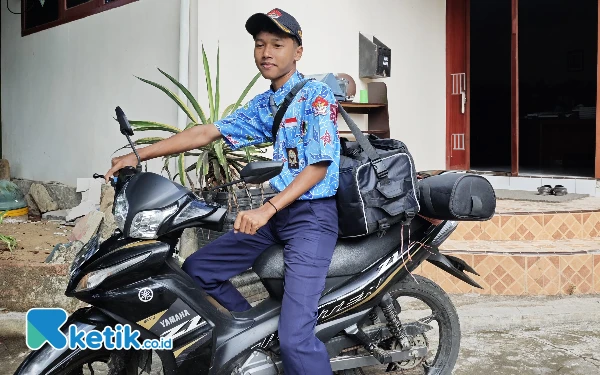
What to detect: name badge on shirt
<box><xmin>287</xmin><ymin>147</ymin><xmax>299</xmax><ymax>169</ymax></box>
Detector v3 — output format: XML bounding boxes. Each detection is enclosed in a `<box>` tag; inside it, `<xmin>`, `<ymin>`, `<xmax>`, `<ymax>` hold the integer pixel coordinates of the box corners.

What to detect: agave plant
<box><xmin>0</xmin><ymin>211</ymin><xmax>17</xmax><ymax>252</ymax></box>
<box><xmin>123</xmin><ymin>44</ymin><xmax>271</xmax><ymax>191</ymax></box>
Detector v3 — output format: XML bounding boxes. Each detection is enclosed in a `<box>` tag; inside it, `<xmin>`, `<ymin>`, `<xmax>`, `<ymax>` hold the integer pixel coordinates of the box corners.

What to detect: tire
<box><xmin>337</xmin><ymin>275</ymin><xmax>460</xmax><ymax>375</ymax></box>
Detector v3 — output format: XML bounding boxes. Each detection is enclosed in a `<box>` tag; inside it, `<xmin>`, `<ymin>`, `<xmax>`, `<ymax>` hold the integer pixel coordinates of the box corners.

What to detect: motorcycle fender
<box><xmin>426</xmin><ymin>251</ymin><xmax>483</xmax><ymax>289</ymax></box>
<box><xmin>13</xmin><ymin>307</ymin><xmax>116</xmax><ymax>375</ymax></box>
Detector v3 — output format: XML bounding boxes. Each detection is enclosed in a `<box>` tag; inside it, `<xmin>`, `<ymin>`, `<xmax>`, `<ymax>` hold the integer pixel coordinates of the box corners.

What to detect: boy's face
<box><xmin>254</xmin><ymin>31</ymin><xmax>303</xmax><ymax>81</ymax></box>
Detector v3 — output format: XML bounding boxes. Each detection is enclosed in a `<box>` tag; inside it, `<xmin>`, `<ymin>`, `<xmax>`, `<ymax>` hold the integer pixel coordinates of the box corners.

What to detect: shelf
<box><xmin>337</xmin><ymin>82</ymin><xmax>390</xmax><ymax>138</ymax></box>
<box><xmin>340</xmin><ymin>102</ymin><xmax>387</xmax><ymax>108</ymax></box>
<box><xmin>339</xmin><ymin>129</ymin><xmax>388</xmax><ymax>135</ymax></box>
<box><xmin>340</xmin><ymin>102</ymin><xmax>387</xmax><ymax>114</ymax></box>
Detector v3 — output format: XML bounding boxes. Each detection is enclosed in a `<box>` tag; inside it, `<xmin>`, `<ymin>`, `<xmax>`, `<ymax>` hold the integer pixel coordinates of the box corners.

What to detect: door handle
<box><xmin>461</xmin><ymin>90</ymin><xmax>467</xmax><ymax>114</ymax></box>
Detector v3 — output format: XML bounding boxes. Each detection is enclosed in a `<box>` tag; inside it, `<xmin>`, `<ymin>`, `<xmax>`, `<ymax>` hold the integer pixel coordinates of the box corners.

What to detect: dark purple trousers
<box><xmin>181</xmin><ymin>198</ymin><xmax>338</xmax><ymax>375</ymax></box>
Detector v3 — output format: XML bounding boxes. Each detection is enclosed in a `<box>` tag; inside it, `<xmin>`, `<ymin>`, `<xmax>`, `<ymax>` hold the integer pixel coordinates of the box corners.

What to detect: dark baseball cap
<box><xmin>245</xmin><ymin>8</ymin><xmax>303</xmax><ymax>45</ymax></box>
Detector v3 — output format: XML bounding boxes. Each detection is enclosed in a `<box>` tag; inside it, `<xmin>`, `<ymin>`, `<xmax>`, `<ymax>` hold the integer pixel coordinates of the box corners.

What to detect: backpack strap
<box><xmin>271</xmin><ymin>79</ymin><xmax>312</xmax><ymax>142</ymax></box>
<box><xmin>337</xmin><ymin>103</ymin><xmax>390</xmax><ymax>180</ymax></box>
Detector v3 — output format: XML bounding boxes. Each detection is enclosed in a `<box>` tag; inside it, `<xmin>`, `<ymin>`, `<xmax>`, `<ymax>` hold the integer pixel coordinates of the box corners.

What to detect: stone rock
<box><xmin>100</xmin><ymin>186</ymin><xmax>115</xmax><ymax>214</ymax></box>
<box><xmin>11</xmin><ymin>178</ymin><xmax>34</xmax><ymax>197</ymax></box>
<box><xmin>29</xmin><ymin>183</ymin><xmax>58</xmax><ymax>213</ymax></box>
<box><xmin>42</xmin><ymin>210</ymin><xmax>69</xmax><ymax>221</ymax></box>
<box><xmin>25</xmin><ymin>194</ymin><xmax>41</xmax><ymax>218</ymax></box>
<box><xmin>69</xmin><ymin>211</ymin><xmax>104</xmax><ymax>244</ymax></box>
<box><xmin>179</xmin><ymin>228</ymin><xmax>199</xmax><ymax>259</ymax></box>
<box><xmin>47</xmin><ymin>241</ymin><xmax>84</xmax><ymax>264</ymax></box>
<box><xmin>44</xmin><ymin>182</ymin><xmax>81</xmax><ymax>210</ymax></box>
<box><xmin>0</xmin><ymin>159</ymin><xmax>9</xmax><ymax>180</ymax></box>
<box><xmin>99</xmin><ymin>212</ymin><xmax>117</xmax><ymax>241</ymax></box>
<box><xmin>66</xmin><ymin>201</ymin><xmax>98</xmax><ymax>222</ymax></box>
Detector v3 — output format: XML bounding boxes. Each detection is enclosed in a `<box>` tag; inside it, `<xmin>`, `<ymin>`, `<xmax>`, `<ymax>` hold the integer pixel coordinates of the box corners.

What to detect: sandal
<box><xmin>537</xmin><ymin>185</ymin><xmax>552</xmax><ymax>195</ymax></box>
<box><xmin>552</xmin><ymin>185</ymin><xmax>568</xmax><ymax>196</ymax></box>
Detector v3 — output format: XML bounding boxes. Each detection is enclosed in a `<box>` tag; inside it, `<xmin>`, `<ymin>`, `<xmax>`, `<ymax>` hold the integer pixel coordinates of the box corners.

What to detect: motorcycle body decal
<box><xmin>317</xmin><ymin>242</ymin><xmax>426</xmax><ymax>322</ymax></box>
<box><xmin>136</xmin><ymin>309</ymin><xmax>168</xmax><ymax>330</ymax></box>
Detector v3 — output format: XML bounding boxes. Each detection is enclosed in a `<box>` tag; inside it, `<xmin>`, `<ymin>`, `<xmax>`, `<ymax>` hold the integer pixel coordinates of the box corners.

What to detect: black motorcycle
<box><xmin>14</xmin><ymin>108</ymin><xmax>483</xmax><ymax>375</ymax></box>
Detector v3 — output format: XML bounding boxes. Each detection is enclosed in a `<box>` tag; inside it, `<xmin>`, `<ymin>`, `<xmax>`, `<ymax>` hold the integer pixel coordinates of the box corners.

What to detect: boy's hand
<box><xmin>234</xmin><ymin>204</ymin><xmax>277</xmax><ymax>235</ymax></box>
<box><xmin>105</xmin><ymin>154</ymin><xmax>138</xmax><ymax>183</ymax></box>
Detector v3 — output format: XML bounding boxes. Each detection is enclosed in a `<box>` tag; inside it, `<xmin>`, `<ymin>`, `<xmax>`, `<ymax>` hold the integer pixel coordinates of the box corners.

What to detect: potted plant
<box><xmin>123</xmin><ymin>45</ymin><xmax>277</xmax><ymax>245</ymax></box>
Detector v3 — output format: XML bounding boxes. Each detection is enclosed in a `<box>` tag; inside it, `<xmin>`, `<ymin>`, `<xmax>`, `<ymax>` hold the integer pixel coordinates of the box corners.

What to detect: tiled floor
<box><xmin>413</xmin><ymin>253</ymin><xmax>600</xmax><ymax>296</ymax></box>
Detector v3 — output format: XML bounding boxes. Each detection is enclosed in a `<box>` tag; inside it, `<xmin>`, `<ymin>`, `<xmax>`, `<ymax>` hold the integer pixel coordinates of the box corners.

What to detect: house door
<box><xmin>446</xmin><ymin>0</ymin><xmax>469</xmax><ymax>170</ymax></box>
<box><xmin>446</xmin><ymin>0</ymin><xmax>600</xmax><ymax>178</ymax></box>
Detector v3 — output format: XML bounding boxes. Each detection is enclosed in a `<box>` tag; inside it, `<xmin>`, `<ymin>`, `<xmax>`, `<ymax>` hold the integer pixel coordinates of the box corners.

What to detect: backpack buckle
<box><xmin>372</xmin><ymin>158</ymin><xmax>388</xmax><ymax>179</ymax></box>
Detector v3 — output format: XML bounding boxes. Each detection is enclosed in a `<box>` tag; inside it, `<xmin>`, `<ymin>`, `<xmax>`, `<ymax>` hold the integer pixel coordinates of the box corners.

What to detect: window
<box><xmin>22</xmin><ymin>0</ymin><xmax>138</xmax><ymax>36</ymax></box>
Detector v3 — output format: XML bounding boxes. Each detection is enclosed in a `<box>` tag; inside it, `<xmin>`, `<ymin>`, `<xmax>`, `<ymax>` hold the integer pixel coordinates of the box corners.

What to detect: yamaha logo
<box><xmin>138</xmin><ymin>288</ymin><xmax>153</xmax><ymax>302</ymax></box>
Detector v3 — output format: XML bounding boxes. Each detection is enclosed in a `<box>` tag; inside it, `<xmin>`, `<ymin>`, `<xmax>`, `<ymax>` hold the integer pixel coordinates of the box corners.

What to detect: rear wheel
<box><xmin>337</xmin><ymin>275</ymin><xmax>461</xmax><ymax>375</ymax></box>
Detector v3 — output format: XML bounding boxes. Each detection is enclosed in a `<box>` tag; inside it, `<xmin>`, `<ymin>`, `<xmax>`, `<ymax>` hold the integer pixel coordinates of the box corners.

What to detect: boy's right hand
<box><xmin>105</xmin><ymin>154</ymin><xmax>138</xmax><ymax>184</ymax></box>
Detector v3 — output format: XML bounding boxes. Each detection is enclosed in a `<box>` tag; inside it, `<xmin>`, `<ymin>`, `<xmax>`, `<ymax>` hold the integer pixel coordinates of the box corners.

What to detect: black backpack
<box><xmin>272</xmin><ymin>80</ymin><xmax>420</xmax><ymax>239</ymax></box>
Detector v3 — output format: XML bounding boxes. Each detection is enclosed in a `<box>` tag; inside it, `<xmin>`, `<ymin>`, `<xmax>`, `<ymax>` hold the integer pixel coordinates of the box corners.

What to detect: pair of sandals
<box><xmin>537</xmin><ymin>184</ymin><xmax>568</xmax><ymax>196</ymax></box>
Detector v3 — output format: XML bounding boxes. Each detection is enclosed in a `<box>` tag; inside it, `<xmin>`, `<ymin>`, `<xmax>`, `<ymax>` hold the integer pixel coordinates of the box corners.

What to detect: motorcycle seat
<box><xmin>253</xmin><ymin>220</ymin><xmax>425</xmax><ymax>279</ymax></box>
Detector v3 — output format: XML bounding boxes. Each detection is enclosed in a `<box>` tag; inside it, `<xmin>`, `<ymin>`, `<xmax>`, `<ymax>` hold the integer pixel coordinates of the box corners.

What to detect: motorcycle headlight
<box><xmin>114</xmin><ymin>184</ymin><xmax>129</xmax><ymax>231</ymax></box>
<box><xmin>75</xmin><ymin>252</ymin><xmax>151</xmax><ymax>292</ymax></box>
<box><xmin>70</xmin><ymin>234</ymin><xmax>101</xmax><ymax>275</ymax></box>
<box><xmin>129</xmin><ymin>204</ymin><xmax>178</xmax><ymax>239</ymax></box>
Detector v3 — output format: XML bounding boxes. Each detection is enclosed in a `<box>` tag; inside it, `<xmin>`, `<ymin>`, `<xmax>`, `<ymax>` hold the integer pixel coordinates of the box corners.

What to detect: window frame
<box><xmin>22</xmin><ymin>0</ymin><xmax>138</xmax><ymax>36</ymax></box>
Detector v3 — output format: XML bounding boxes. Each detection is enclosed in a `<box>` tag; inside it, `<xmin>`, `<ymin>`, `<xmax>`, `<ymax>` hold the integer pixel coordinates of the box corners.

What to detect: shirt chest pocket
<box><xmin>282</xmin><ymin>118</ymin><xmax>301</xmax><ymax>148</ymax></box>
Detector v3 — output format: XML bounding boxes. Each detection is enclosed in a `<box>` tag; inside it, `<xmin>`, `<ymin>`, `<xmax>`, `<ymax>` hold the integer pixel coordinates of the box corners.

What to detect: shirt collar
<box><xmin>270</xmin><ymin>70</ymin><xmax>304</xmax><ymax>105</ymax></box>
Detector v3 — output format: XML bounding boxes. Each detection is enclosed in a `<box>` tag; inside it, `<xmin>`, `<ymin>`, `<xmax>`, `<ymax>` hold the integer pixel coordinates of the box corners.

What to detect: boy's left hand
<box><xmin>234</xmin><ymin>204</ymin><xmax>277</xmax><ymax>235</ymax></box>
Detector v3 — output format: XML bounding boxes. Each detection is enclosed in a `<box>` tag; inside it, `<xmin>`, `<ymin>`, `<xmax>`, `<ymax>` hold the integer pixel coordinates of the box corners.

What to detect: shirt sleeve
<box><xmin>303</xmin><ymin>84</ymin><xmax>340</xmax><ymax>166</ymax></box>
<box><xmin>214</xmin><ymin>95</ymin><xmax>268</xmax><ymax>150</ymax></box>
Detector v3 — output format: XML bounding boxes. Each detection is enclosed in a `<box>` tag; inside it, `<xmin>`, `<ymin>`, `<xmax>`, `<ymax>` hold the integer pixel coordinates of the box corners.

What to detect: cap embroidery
<box><xmin>267</xmin><ymin>9</ymin><xmax>282</xmax><ymax>18</ymax></box>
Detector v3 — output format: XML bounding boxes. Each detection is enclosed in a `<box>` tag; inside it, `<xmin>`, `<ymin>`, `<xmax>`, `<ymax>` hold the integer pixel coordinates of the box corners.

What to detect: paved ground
<box><xmin>1</xmin><ymin>294</ymin><xmax>599</xmax><ymax>374</ymax></box>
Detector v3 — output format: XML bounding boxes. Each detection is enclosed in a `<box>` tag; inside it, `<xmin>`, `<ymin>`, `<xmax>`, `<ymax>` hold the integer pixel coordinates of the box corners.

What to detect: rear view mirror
<box><xmin>115</xmin><ymin>106</ymin><xmax>134</xmax><ymax>136</ymax></box>
<box><xmin>241</xmin><ymin>161</ymin><xmax>283</xmax><ymax>184</ymax></box>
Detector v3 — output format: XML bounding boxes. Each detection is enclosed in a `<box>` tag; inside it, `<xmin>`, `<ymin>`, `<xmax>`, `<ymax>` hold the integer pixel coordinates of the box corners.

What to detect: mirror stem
<box><xmin>124</xmin><ymin>133</ymin><xmax>142</xmax><ymax>170</ymax></box>
<box><xmin>209</xmin><ymin>178</ymin><xmax>243</xmax><ymax>192</ymax></box>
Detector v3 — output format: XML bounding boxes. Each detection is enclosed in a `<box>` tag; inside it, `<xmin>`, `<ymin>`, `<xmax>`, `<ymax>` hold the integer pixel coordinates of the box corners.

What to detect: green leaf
<box><xmin>229</xmin><ymin>72</ymin><xmax>261</xmax><ymax>119</ymax></box>
<box><xmin>201</xmin><ymin>45</ymin><xmax>215</xmax><ymax>123</ymax></box>
<box><xmin>212</xmin><ymin>158</ymin><xmax>222</xmax><ymax>181</ymax></box>
<box><xmin>177</xmin><ymin>153</ymin><xmax>186</xmax><ymax>186</ymax></box>
<box><xmin>162</xmin><ymin>155</ymin><xmax>172</xmax><ymax>180</ymax></box>
<box><xmin>213</xmin><ymin>140</ymin><xmax>230</xmax><ymax>181</ymax></box>
<box><xmin>114</xmin><ymin>137</ymin><xmax>165</xmax><ymax>153</ymax></box>
<box><xmin>214</xmin><ymin>44</ymin><xmax>220</xmax><ymax>121</ymax></box>
<box><xmin>221</xmin><ymin>103</ymin><xmax>236</xmax><ymax>119</ymax></box>
<box><xmin>129</xmin><ymin>120</ymin><xmax>181</xmax><ymax>134</ymax></box>
<box><xmin>135</xmin><ymin>76</ymin><xmax>198</xmax><ymax>123</ymax></box>
<box><xmin>196</xmin><ymin>151</ymin><xmax>209</xmax><ymax>178</ymax></box>
<box><xmin>157</xmin><ymin>68</ymin><xmax>208</xmax><ymax>124</ymax></box>
<box><xmin>185</xmin><ymin>122</ymin><xmax>198</xmax><ymax>130</ymax></box>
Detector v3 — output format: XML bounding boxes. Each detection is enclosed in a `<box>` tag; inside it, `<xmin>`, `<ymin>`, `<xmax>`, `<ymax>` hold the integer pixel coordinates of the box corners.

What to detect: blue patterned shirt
<box><xmin>214</xmin><ymin>71</ymin><xmax>341</xmax><ymax>200</ymax></box>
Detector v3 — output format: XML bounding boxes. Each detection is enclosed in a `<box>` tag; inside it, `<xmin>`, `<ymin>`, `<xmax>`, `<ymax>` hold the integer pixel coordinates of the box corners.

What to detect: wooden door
<box><xmin>446</xmin><ymin>0</ymin><xmax>470</xmax><ymax>170</ymax></box>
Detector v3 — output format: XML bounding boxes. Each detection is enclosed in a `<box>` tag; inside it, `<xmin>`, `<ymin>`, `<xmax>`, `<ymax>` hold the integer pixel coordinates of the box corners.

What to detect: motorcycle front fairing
<box><xmin>14</xmin><ymin>308</ymin><xmax>117</xmax><ymax>375</ymax></box>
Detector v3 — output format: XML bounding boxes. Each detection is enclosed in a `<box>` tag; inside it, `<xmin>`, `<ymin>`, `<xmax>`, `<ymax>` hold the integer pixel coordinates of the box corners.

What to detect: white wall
<box><xmin>193</xmin><ymin>0</ymin><xmax>447</xmax><ymax>172</ymax></box>
<box><xmin>1</xmin><ymin>0</ymin><xmax>181</xmax><ymax>185</ymax></box>
<box><xmin>1</xmin><ymin>0</ymin><xmax>446</xmax><ymax>185</ymax></box>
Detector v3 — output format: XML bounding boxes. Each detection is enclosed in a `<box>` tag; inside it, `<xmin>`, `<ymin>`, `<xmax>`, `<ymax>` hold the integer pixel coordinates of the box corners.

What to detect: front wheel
<box><xmin>61</xmin><ymin>350</ymin><xmax>162</xmax><ymax>375</ymax></box>
<box><xmin>339</xmin><ymin>275</ymin><xmax>461</xmax><ymax>375</ymax></box>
